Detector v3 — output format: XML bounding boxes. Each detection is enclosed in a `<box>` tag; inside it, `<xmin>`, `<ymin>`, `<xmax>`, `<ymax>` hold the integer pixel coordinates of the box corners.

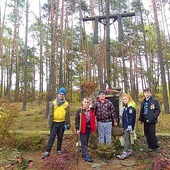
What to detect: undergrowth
<box><xmin>134</xmin><ymin>134</ymin><xmax>170</xmax><ymax>169</ymax></box>
<box><xmin>0</xmin><ymin>99</ymin><xmax>19</xmax><ymax>142</ymax></box>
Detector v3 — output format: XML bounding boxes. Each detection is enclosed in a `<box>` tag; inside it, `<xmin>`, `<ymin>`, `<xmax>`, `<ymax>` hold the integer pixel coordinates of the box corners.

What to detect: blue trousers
<box><xmin>46</xmin><ymin>121</ymin><xmax>65</xmax><ymax>153</ymax></box>
<box><xmin>80</xmin><ymin>128</ymin><xmax>91</xmax><ymax>157</ymax></box>
<box><xmin>97</xmin><ymin>121</ymin><xmax>112</xmax><ymax>144</ymax></box>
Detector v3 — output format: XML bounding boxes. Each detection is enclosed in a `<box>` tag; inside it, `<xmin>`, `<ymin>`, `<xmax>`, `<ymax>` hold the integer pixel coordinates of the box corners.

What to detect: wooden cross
<box><xmin>82</xmin><ymin>0</ymin><xmax>135</xmax><ymax>88</ymax></box>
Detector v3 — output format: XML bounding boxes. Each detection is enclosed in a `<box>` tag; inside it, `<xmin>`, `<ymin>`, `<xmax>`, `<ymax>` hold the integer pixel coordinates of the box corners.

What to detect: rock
<box><xmin>120</xmin><ymin>158</ymin><xmax>136</xmax><ymax>166</ymax></box>
<box><xmin>91</xmin><ymin>163</ymin><xmax>101</xmax><ymax>169</ymax></box>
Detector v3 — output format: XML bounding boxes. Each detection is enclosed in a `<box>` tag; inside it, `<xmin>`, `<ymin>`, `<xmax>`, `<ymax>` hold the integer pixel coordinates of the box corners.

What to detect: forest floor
<box><xmin>0</xmin><ymin>101</ymin><xmax>170</xmax><ymax>170</ymax></box>
<box><xmin>1</xmin><ymin>133</ymin><xmax>170</xmax><ymax>170</ymax></box>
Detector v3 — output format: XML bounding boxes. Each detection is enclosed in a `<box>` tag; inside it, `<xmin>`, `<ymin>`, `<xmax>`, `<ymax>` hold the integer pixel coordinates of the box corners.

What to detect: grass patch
<box><xmin>6</xmin><ymin>132</ymin><xmax>47</xmax><ymax>151</ymax></box>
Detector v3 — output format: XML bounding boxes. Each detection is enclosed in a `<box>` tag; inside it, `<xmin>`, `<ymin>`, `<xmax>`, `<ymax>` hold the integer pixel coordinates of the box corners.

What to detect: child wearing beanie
<box><xmin>42</xmin><ymin>87</ymin><xmax>71</xmax><ymax>159</ymax></box>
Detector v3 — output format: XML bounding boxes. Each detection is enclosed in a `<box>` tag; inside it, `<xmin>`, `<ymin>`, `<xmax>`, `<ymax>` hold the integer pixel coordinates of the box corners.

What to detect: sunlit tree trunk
<box><xmin>152</xmin><ymin>0</ymin><xmax>169</xmax><ymax>113</ymax></box>
<box><xmin>0</xmin><ymin>0</ymin><xmax>7</xmax><ymax>98</ymax></box>
<box><xmin>6</xmin><ymin>46</ymin><xmax>13</xmax><ymax>102</ymax></box>
<box><xmin>97</xmin><ymin>1</ymin><xmax>105</xmax><ymax>89</ymax></box>
<box><xmin>69</xmin><ymin>19</ymin><xmax>74</xmax><ymax>101</ymax></box>
<box><xmin>7</xmin><ymin>0</ymin><xmax>19</xmax><ymax>103</ymax></box>
<box><xmin>58</xmin><ymin>0</ymin><xmax>65</xmax><ymax>87</ymax></box>
<box><xmin>45</xmin><ymin>16</ymin><xmax>50</xmax><ymax>92</ymax></box>
<box><xmin>46</xmin><ymin>0</ymin><xmax>58</xmax><ymax>116</ymax></box>
<box><xmin>14</xmin><ymin>0</ymin><xmax>20</xmax><ymax>102</ymax></box>
<box><xmin>78</xmin><ymin>0</ymin><xmax>91</xmax><ymax>83</ymax></box>
<box><xmin>159</xmin><ymin>0</ymin><xmax>170</xmax><ymax>107</ymax></box>
<box><xmin>132</xmin><ymin>15</ymin><xmax>139</xmax><ymax>102</ymax></box>
<box><xmin>139</xmin><ymin>0</ymin><xmax>152</xmax><ymax>88</ymax></box>
<box><xmin>63</xmin><ymin>0</ymin><xmax>68</xmax><ymax>86</ymax></box>
<box><xmin>22</xmin><ymin>0</ymin><xmax>29</xmax><ymax>110</ymax></box>
<box><xmin>121</xmin><ymin>43</ymin><xmax>129</xmax><ymax>93</ymax></box>
<box><xmin>31</xmin><ymin>28</ymin><xmax>36</xmax><ymax>101</ymax></box>
<box><xmin>38</xmin><ymin>0</ymin><xmax>43</xmax><ymax>104</ymax></box>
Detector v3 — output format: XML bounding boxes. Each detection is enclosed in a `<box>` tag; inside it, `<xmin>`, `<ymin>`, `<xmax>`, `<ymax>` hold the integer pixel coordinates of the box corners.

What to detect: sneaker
<box><xmin>57</xmin><ymin>151</ymin><xmax>62</xmax><ymax>155</ymax></box>
<box><xmin>154</xmin><ymin>147</ymin><xmax>161</xmax><ymax>153</ymax></box>
<box><xmin>146</xmin><ymin>148</ymin><xmax>154</xmax><ymax>153</ymax></box>
<box><xmin>127</xmin><ymin>149</ymin><xmax>133</xmax><ymax>156</ymax></box>
<box><xmin>42</xmin><ymin>152</ymin><xmax>50</xmax><ymax>159</ymax></box>
<box><xmin>84</xmin><ymin>155</ymin><xmax>93</xmax><ymax>162</ymax></box>
<box><xmin>117</xmin><ymin>151</ymin><xmax>128</xmax><ymax>160</ymax></box>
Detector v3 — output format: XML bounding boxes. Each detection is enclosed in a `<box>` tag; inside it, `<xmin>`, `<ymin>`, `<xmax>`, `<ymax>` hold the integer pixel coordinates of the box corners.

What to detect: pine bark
<box><xmin>152</xmin><ymin>0</ymin><xmax>169</xmax><ymax>113</ymax></box>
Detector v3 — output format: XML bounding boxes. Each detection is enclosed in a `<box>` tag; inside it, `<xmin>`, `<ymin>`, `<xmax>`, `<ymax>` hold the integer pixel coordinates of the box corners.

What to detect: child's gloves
<box><xmin>126</xmin><ymin>125</ymin><xmax>132</xmax><ymax>133</ymax></box>
<box><xmin>64</xmin><ymin>125</ymin><xmax>68</xmax><ymax>130</ymax></box>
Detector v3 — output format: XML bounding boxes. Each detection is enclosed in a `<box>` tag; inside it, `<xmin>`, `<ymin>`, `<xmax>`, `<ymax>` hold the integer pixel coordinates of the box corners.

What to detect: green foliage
<box><xmin>89</xmin><ymin>132</ymin><xmax>121</xmax><ymax>152</ymax></box>
<box><xmin>8</xmin><ymin>133</ymin><xmax>46</xmax><ymax>151</ymax></box>
<box><xmin>71</xmin><ymin>92</ymin><xmax>81</xmax><ymax>103</ymax></box>
<box><xmin>0</xmin><ymin>99</ymin><xmax>19</xmax><ymax>141</ymax></box>
<box><xmin>97</xmin><ymin>143</ymin><xmax>115</xmax><ymax>152</ymax></box>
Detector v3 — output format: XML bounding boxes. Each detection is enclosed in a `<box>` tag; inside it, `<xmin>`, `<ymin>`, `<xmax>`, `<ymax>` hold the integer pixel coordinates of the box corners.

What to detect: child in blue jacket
<box><xmin>118</xmin><ymin>93</ymin><xmax>136</xmax><ymax>160</ymax></box>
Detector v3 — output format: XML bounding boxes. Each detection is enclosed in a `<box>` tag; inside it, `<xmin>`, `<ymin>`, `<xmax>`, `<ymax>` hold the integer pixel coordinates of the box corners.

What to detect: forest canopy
<box><xmin>0</xmin><ymin>0</ymin><xmax>169</xmax><ymax>113</ymax></box>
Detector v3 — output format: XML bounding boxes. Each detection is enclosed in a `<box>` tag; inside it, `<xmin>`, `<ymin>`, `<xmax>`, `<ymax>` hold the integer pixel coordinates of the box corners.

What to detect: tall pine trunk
<box><xmin>22</xmin><ymin>0</ymin><xmax>29</xmax><ymax>110</ymax></box>
<box><xmin>152</xmin><ymin>0</ymin><xmax>169</xmax><ymax>113</ymax></box>
<box><xmin>38</xmin><ymin>0</ymin><xmax>43</xmax><ymax>104</ymax></box>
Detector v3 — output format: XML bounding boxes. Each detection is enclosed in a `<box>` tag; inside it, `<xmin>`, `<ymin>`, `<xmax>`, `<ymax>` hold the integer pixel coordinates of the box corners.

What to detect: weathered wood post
<box><xmin>83</xmin><ymin>0</ymin><xmax>135</xmax><ymax>88</ymax></box>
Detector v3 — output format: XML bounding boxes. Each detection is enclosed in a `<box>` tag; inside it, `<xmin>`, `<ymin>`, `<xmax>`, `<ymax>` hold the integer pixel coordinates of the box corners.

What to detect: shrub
<box><xmin>152</xmin><ymin>154</ymin><xmax>170</xmax><ymax>170</ymax></box>
<box><xmin>7</xmin><ymin>133</ymin><xmax>47</xmax><ymax>151</ymax></box>
<box><xmin>0</xmin><ymin>99</ymin><xmax>19</xmax><ymax>142</ymax></box>
<box><xmin>80</xmin><ymin>82</ymin><xmax>98</xmax><ymax>97</ymax></box>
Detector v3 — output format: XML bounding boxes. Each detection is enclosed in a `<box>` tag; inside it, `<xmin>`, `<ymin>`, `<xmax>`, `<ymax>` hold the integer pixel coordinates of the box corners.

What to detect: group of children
<box><xmin>75</xmin><ymin>92</ymin><xmax>136</xmax><ymax>161</ymax></box>
<box><xmin>42</xmin><ymin>87</ymin><xmax>161</xmax><ymax>162</ymax></box>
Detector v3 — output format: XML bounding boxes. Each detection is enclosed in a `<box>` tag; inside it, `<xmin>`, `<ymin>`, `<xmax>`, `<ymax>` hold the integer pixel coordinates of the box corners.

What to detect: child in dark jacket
<box><xmin>75</xmin><ymin>97</ymin><xmax>97</xmax><ymax>162</ymax></box>
<box><xmin>118</xmin><ymin>93</ymin><xmax>136</xmax><ymax>160</ymax></box>
<box><xmin>139</xmin><ymin>87</ymin><xmax>160</xmax><ymax>152</ymax></box>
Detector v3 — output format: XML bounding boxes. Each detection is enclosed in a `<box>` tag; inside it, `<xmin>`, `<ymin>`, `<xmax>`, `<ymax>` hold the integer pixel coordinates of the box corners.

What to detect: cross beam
<box><xmin>83</xmin><ymin>13</ymin><xmax>135</xmax><ymax>21</ymax></box>
<box><xmin>83</xmin><ymin>13</ymin><xmax>135</xmax><ymax>43</ymax></box>
<box><xmin>82</xmin><ymin>1</ymin><xmax>135</xmax><ymax>88</ymax></box>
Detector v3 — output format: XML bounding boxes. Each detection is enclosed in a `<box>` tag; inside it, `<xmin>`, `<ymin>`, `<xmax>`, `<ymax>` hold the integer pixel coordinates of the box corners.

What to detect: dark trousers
<box><xmin>80</xmin><ymin>128</ymin><xmax>91</xmax><ymax>157</ymax></box>
<box><xmin>46</xmin><ymin>121</ymin><xmax>65</xmax><ymax>153</ymax></box>
<box><xmin>144</xmin><ymin>121</ymin><xmax>159</xmax><ymax>149</ymax></box>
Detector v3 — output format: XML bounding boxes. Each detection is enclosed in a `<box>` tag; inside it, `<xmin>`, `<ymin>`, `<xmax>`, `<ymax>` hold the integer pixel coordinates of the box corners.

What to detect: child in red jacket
<box><xmin>75</xmin><ymin>97</ymin><xmax>97</xmax><ymax>162</ymax></box>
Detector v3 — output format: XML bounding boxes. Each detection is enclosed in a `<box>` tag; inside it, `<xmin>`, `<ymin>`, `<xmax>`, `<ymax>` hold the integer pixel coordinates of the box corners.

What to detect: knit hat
<box><xmin>58</xmin><ymin>87</ymin><xmax>66</xmax><ymax>95</ymax></box>
<box><xmin>98</xmin><ymin>90</ymin><xmax>105</xmax><ymax>95</ymax></box>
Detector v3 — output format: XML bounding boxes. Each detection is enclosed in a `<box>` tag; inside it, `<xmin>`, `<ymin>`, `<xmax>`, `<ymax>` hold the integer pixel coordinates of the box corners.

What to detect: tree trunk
<box><xmin>152</xmin><ymin>0</ymin><xmax>169</xmax><ymax>113</ymax></box>
<box><xmin>14</xmin><ymin>0</ymin><xmax>20</xmax><ymax>102</ymax></box>
<box><xmin>58</xmin><ymin>0</ymin><xmax>65</xmax><ymax>87</ymax></box>
<box><xmin>46</xmin><ymin>0</ymin><xmax>58</xmax><ymax>117</ymax></box>
<box><xmin>38</xmin><ymin>0</ymin><xmax>43</xmax><ymax>104</ymax></box>
<box><xmin>121</xmin><ymin>43</ymin><xmax>129</xmax><ymax>93</ymax></box>
<box><xmin>159</xmin><ymin>0</ymin><xmax>170</xmax><ymax>107</ymax></box>
<box><xmin>0</xmin><ymin>0</ymin><xmax>7</xmax><ymax>98</ymax></box>
<box><xmin>22</xmin><ymin>0</ymin><xmax>29</xmax><ymax>111</ymax></box>
<box><xmin>139</xmin><ymin>0</ymin><xmax>152</xmax><ymax>88</ymax></box>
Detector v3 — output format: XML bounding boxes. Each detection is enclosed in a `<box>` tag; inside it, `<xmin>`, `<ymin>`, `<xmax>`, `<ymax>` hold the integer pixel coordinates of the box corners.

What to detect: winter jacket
<box><xmin>48</xmin><ymin>99</ymin><xmax>71</xmax><ymax>128</ymax></box>
<box><xmin>94</xmin><ymin>98</ymin><xmax>118</xmax><ymax>123</ymax></box>
<box><xmin>122</xmin><ymin>102</ymin><xmax>136</xmax><ymax>130</ymax></box>
<box><xmin>139</xmin><ymin>96</ymin><xmax>160</xmax><ymax>124</ymax></box>
<box><xmin>75</xmin><ymin>108</ymin><xmax>96</xmax><ymax>134</ymax></box>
